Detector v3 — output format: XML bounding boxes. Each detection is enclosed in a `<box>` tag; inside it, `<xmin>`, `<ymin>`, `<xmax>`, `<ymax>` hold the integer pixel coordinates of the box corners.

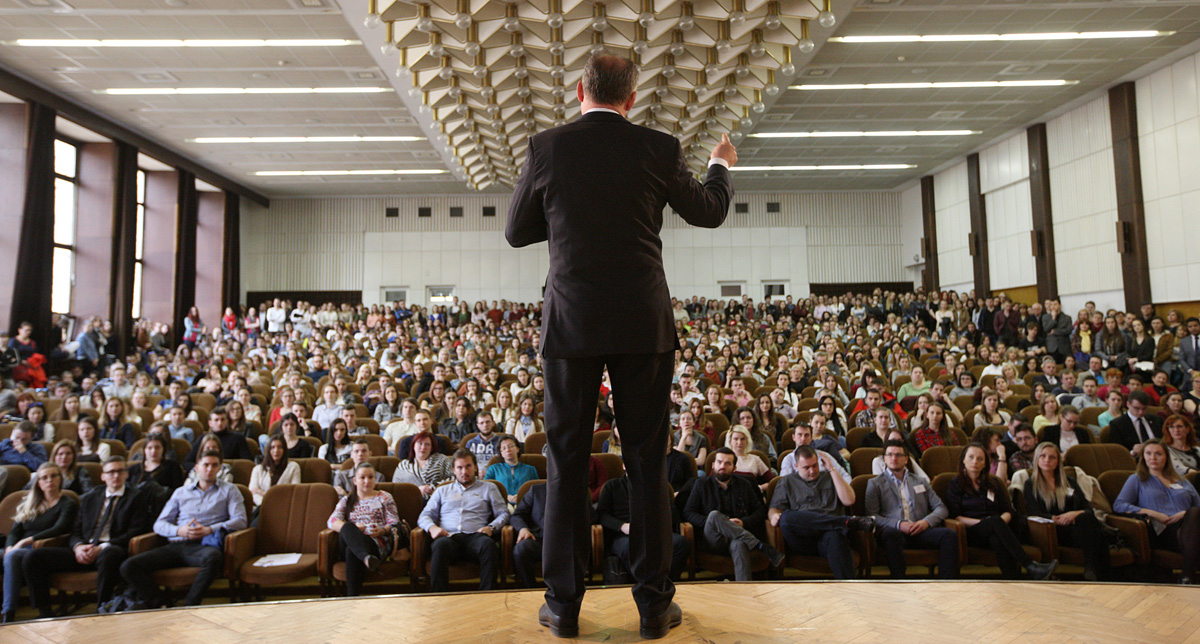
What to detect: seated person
<box><xmin>465</xmin><ymin>411</ymin><xmax>504</xmax><ymax>464</ymax></box>
<box><xmin>417</xmin><ymin>450</ymin><xmax>508</xmax><ymax>592</ymax></box>
<box><xmin>333</xmin><ymin>438</ymin><xmax>374</xmax><ymax>496</ymax></box>
<box><xmin>250</xmin><ymin>435</ymin><xmax>301</xmax><ymax>508</ymax></box>
<box><xmin>0</xmin><ymin>421</ymin><xmax>48</xmax><ymax>470</ymax></box>
<box><xmin>1039</xmin><ymin>405</ymin><xmax>1092</xmax><ymax>455</ymax></box>
<box><xmin>25</xmin><ymin>456</ymin><xmax>151</xmax><ymax>617</ymax></box>
<box><xmin>597</xmin><ymin>467</ymin><xmax>691</xmax><ymax>582</ymax></box>
<box><xmin>911</xmin><ymin>405</ymin><xmax>960</xmax><ymax>456</ymax></box>
<box><xmin>865</xmin><ymin>440</ymin><xmax>958</xmax><ymax>579</ymax></box>
<box><xmin>723</xmin><ymin>426</ymin><xmax>773</xmax><ymax>490</ymax></box>
<box><xmin>1114</xmin><ymin>439</ymin><xmax>1200</xmax><ymax>584</ymax></box>
<box><xmin>1</xmin><ymin>462</ymin><xmax>79</xmax><ymax>622</ymax></box>
<box><xmin>393</xmin><ymin>431</ymin><xmax>453</xmax><ymax>499</ymax></box>
<box><xmin>944</xmin><ymin>443</ymin><xmax>1056</xmax><ymax>580</ymax></box>
<box><xmin>768</xmin><ymin>446</ymin><xmax>873</xmax><ymax>580</ymax></box>
<box><xmin>165</xmin><ymin>406</ymin><xmax>195</xmax><ymax>443</ymax></box>
<box><xmin>860</xmin><ymin>407</ymin><xmax>899</xmax><ymax>449</ymax></box>
<box><xmin>511</xmin><ymin>480</ymin><xmax>551</xmax><ymax>588</ymax></box>
<box><xmin>319</xmin><ymin>418</ymin><xmax>354</xmax><ymax>465</ymax></box>
<box><xmin>326</xmin><ymin>462</ymin><xmax>406</xmax><ymax>596</ymax></box>
<box><xmin>1163</xmin><ymin>414</ymin><xmax>1200</xmax><ymax>477</ymax></box>
<box><xmin>338</xmin><ymin>407</ymin><xmax>367</xmax><ymax>437</ymax></box>
<box><xmin>1023</xmin><ymin>442</ymin><xmax>1110</xmax><ymax>581</ymax></box>
<box><xmin>396</xmin><ymin>410</ymin><xmax>453</xmax><ymax>459</ymax></box>
<box><xmin>1107</xmin><ymin>390</ymin><xmax>1163</xmax><ymax>457</ymax></box>
<box><xmin>183</xmin><ymin>407</ymin><xmax>253</xmax><ymax>470</ymax></box>
<box><xmin>672</xmin><ymin>410</ymin><xmax>709</xmax><ymax>466</ymax></box>
<box><xmin>119</xmin><ymin>449</ymin><xmax>248</xmax><ymax>607</ymax></box>
<box><xmin>780</xmin><ymin>423</ymin><xmax>850</xmax><ymax>482</ymax></box>
<box><xmin>275</xmin><ymin>413</ymin><xmax>315</xmax><ymax>460</ymax></box>
<box><xmin>870</xmin><ymin>430</ymin><xmax>929</xmax><ymax>481</ymax></box>
<box><xmin>485</xmin><ymin>436</ymin><xmax>538</xmax><ymax>505</ymax></box>
<box><xmin>683</xmin><ymin>448</ymin><xmax>783</xmax><ymax>581</ymax></box>
<box><xmin>1006</xmin><ymin>423</ymin><xmax>1038</xmax><ymax>473</ymax></box>
<box><xmin>35</xmin><ymin>440</ymin><xmax>93</xmax><ymax>496</ymax></box>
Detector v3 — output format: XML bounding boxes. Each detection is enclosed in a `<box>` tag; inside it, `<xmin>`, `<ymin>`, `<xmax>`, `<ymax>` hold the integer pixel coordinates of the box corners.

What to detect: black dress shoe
<box><xmin>640</xmin><ymin>602</ymin><xmax>682</xmax><ymax>640</ymax></box>
<box><xmin>847</xmin><ymin>516</ymin><xmax>875</xmax><ymax>533</ymax></box>
<box><xmin>539</xmin><ymin>603</ymin><xmax>579</xmax><ymax>639</ymax></box>
<box><xmin>363</xmin><ymin>555</ymin><xmax>382</xmax><ymax>574</ymax></box>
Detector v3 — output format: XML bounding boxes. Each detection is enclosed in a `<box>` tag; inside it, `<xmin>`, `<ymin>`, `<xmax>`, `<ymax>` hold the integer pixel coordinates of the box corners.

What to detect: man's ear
<box><xmin>577</xmin><ymin>80</ymin><xmax>586</xmax><ymax>103</ymax></box>
<box><xmin>624</xmin><ymin>90</ymin><xmax>637</xmax><ymax>112</ymax></box>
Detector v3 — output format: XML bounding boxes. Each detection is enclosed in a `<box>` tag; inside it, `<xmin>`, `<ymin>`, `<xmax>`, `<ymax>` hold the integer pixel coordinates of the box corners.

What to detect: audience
<box><xmin>865</xmin><ymin>440</ymin><xmax>958</xmax><ymax>579</ymax></box>
<box><xmin>417</xmin><ymin>450</ymin><xmax>508</xmax><ymax>592</ymax></box>
<box><xmin>2</xmin><ymin>463</ymin><xmax>79</xmax><ymax>622</ymax></box>
<box><xmin>326</xmin><ymin>462</ymin><xmax>405</xmax><ymax>596</ymax></box>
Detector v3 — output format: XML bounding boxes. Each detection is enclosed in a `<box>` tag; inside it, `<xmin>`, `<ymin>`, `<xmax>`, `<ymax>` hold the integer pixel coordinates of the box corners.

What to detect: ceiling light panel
<box><xmin>9</xmin><ymin>39</ymin><xmax>363</xmax><ymax>47</ymax></box>
<box><xmin>828</xmin><ymin>31</ymin><xmax>1173</xmax><ymax>44</ymax></box>
<box><xmin>191</xmin><ymin>135</ymin><xmax>426</xmax><ymax>143</ymax></box>
<box><xmin>367</xmin><ymin>0</ymin><xmax>824</xmax><ymax>190</ymax></box>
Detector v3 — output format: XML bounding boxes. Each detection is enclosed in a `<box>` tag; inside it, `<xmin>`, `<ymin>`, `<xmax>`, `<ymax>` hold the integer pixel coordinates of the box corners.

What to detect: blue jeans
<box><xmin>2</xmin><ymin>546</ymin><xmax>35</xmax><ymax>614</ymax></box>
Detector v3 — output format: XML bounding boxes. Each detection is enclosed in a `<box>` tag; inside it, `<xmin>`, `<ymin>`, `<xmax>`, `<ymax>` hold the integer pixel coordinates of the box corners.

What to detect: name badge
<box><xmin>1171</xmin><ymin>483</ymin><xmax>1184</xmax><ymax>490</ymax></box>
<box><xmin>913</xmin><ymin>485</ymin><xmax>926</xmax><ymax>493</ymax></box>
<box><xmin>1067</xmin><ymin>488</ymin><xmax>1075</xmax><ymax>497</ymax></box>
<box><xmin>986</xmin><ymin>490</ymin><xmax>995</xmax><ymax>502</ymax></box>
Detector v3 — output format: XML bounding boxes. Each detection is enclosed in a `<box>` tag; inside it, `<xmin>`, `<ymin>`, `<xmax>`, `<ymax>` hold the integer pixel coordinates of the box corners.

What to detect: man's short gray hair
<box><xmin>581</xmin><ymin>52</ymin><xmax>639</xmax><ymax>107</ymax></box>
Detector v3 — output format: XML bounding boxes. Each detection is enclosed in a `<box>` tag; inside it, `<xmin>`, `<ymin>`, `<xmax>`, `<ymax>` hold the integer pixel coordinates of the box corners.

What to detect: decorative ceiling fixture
<box><xmin>365</xmin><ymin>0</ymin><xmax>825</xmax><ymax>190</ymax></box>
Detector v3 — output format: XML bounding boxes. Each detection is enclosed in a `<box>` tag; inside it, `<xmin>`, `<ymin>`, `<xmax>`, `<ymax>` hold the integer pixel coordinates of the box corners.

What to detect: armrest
<box><xmin>410</xmin><ymin>529</ymin><xmax>428</xmax><ymax>580</ymax></box>
<box><xmin>500</xmin><ymin>526</ymin><xmax>514</xmax><ymax>581</ymax></box>
<box><xmin>225</xmin><ymin>527</ymin><xmax>258</xmax><ymax>581</ymax></box>
<box><xmin>317</xmin><ymin>528</ymin><xmax>337</xmax><ymax>580</ymax></box>
<box><xmin>1025</xmin><ymin>518</ymin><xmax>1057</xmax><ymax>563</ymax></box>
<box><xmin>679</xmin><ymin>522</ymin><xmax>695</xmax><ymax>578</ymax></box>
<box><xmin>33</xmin><ymin>535</ymin><xmax>69</xmax><ymax>548</ymax></box>
<box><xmin>943</xmin><ymin>519</ymin><xmax>968</xmax><ymax>568</ymax></box>
<box><xmin>850</xmin><ymin>529</ymin><xmax>874</xmax><ymax>575</ymax></box>
<box><xmin>590</xmin><ymin>524</ymin><xmax>604</xmax><ymax>570</ymax></box>
<box><xmin>129</xmin><ymin>532</ymin><xmax>166</xmax><ymax>555</ymax></box>
<box><xmin>1106</xmin><ymin>515</ymin><xmax>1150</xmax><ymax>564</ymax></box>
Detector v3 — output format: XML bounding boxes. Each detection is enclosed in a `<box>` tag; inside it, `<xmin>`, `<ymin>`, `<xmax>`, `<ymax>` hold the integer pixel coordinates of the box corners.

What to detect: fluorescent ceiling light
<box><xmin>729</xmin><ymin>164</ymin><xmax>916</xmax><ymax>171</ymax></box>
<box><xmin>191</xmin><ymin>136</ymin><xmax>425</xmax><ymax>143</ymax></box>
<box><xmin>10</xmin><ymin>39</ymin><xmax>361</xmax><ymax>47</ymax></box>
<box><xmin>750</xmin><ymin>130</ymin><xmax>976</xmax><ymax>138</ymax></box>
<box><xmin>255</xmin><ymin>169</ymin><xmax>448</xmax><ymax>176</ymax></box>
<box><xmin>99</xmin><ymin>87</ymin><xmax>391</xmax><ymax>95</ymax></box>
<box><xmin>829</xmin><ymin>30</ymin><xmax>1172</xmax><ymax>44</ymax></box>
<box><xmin>791</xmin><ymin>80</ymin><xmax>1076</xmax><ymax>90</ymax></box>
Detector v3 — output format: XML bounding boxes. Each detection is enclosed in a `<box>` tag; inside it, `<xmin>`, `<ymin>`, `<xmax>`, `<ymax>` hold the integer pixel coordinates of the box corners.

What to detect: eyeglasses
<box><xmin>103</xmin><ymin>468</ymin><xmax>127</xmax><ymax>475</ymax></box>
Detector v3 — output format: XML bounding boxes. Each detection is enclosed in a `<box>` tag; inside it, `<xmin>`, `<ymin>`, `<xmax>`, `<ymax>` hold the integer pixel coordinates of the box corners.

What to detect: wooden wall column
<box><xmin>966</xmin><ymin>153</ymin><xmax>990</xmax><ymax>297</ymax></box>
<box><xmin>1109</xmin><ymin>82</ymin><xmax>1152</xmax><ymax>310</ymax></box>
<box><xmin>920</xmin><ymin>175</ymin><xmax>939</xmax><ymax>292</ymax></box>
<box><xmin>1027</xmin><ymin>123</ymin><xmax>1058</xmax><ymax>301</ymax></box>
<box><xmin>108</xmin><ymin>142</ymin><xmax>139</xmax><ymax>357</ymax></box>
<box><xmin>0</xmin><ymin>103</ymin><xmax>27</xmax><ymax>332</ymax></box>
<box><xmin>8</xmin><ymin>102</ymin><xmax>56</xmax><ymax>352</ymax></box>
<box><xmin>172</xmin><ymin>171</ymin><xmax>198</xmax><ymax>344</ymax></box>
<box><xmin>221</xmin><ymin>193</ymin><xmax>241</xmax><ymax>311</ymax></box>
<box><xmin>140</xmin><ymin>170</ymin><xmax>179</xmax><ymax>331</ymax></box>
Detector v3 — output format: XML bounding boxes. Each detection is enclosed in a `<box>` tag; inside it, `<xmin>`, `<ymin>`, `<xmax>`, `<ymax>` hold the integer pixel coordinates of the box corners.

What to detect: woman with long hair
<box><xmin>277</xmin><ymin>413</ymin><xmax>315</xmax><ymax>459</ymax></box>
<box><xmin>128</xmin><ymin>433</ymin><xmax>185</xmax><ymax>491</ymax></box>
<box><xmin>815</xmin><ymin>395</ymin><xmax>849</xmax><ymax>444</ymax></box>
<box><xmin>689</xmin><ymin>398</ymin><xmax>717</xmax><ymax>447</ymax></box>
<box><xmin>391</xmin><ymin>431</ymin><xmax>452</xmax><ymax>499</ymax></box>
<box><xmin>672</xmin><ymin>410</ymin><xmax>709</xmax><ymax>466</ymax></box>
<box><xmin>42</xmin><ymin>440</ymin><xmax>92</xmax><ymax>495</ymax></box>
<box><xmin>327</xmin><ymin>462</ymin><xmax>405</xmax><ymax>596</ymax></box>
<box><xmin>99</xmin><ymin>397</ymin><xmax>137</xmax><ymax>448</ymax></box>
<box><xmin>320</xmin><ymin>418</ymin><xmax>354</xmax><ymax>465</ymax></box>
<box><xmin>492</xmin><ymin>388</ymin><xmax>516</xmax><ymax>429</ymax></box>
<box><xmin>724</xmin><ymin>425</ymin><xmax>773</xmax><ymax>491</ymax></box>
<box><xmin>1023</xmin><ymin>442</ymin><xmax>1110</xmax><ymax>580</ymax></box>
<box><xmin>505</xmin><ymin>394</ymin><xmax>543</xmax><ymax>445</ymax></box>
<box><xmin>1033</xmin><ymin>396</ymin><xmax>1061</xmax><ymax>433</ymax></box>
<box><xmin>2</xmin><ymin>463</ymin><xmax>78</xmax><ymax>622</ymax></box>
<box><xmin>756</xmin><ymin>393</ymin><xmax>791</xmax><ymax>443</ymax></box>
<box><xmin>75</xmin><ymin>416</ymin><xmax>110</xmax><ymax>463</ymax></box>
<box><xmin>49</xmin><ymin>394</ymin><xmax>84</xmax><ymax>423</ymax></box>
<box><xmin>250</xmin><ymin>435</ymin><xmax>301</xmax><ymax>507</ymax></box>
<box><xmin>945</xmin><ymin>443</ymin><xmax>1056</xmax><ymax>580</ymax></box>
<box><xmin>735</xmin><ymin>406</ymin><xmax>777</xmax><ymax>464</ymax></box>
<box><xmin>1115</xmin><ymin>439</ymin><xmax>1200</xmax><ymax>583</ymax></box>
<box><xmin>912</xmin><ymin>404</ymin><xmax>959</xmax><ymax>456</ymax></box>
<box><xmin>975</xmin><ymin>389</ymin><xmax>1013</xmax><ymax>429</ymax></box>
<box><xmin>22</xmin><ymin>403</ymin><xmax>54</xmax><ymax>442</ymax></box>
<box><xmin>373</xmin><ymin>385</ymin><xmax>404</xmax><ymax>426</ymax></box>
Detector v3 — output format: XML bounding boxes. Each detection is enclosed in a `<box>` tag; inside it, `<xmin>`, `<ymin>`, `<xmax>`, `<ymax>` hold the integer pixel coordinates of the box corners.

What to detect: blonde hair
<box><xmin>725</xmin><ymin>425</ymin><xmax>754</xmax><ymax>453</ymax></box>
<box><xmin>1030</xmin><ymin>442</ymin><xmax>1069</xmax><ymax>510</ymax></box>
<box><xmin>15</xmin><ymin>463</ymin><xmax>63</xmax><ymax>523</ymax></box>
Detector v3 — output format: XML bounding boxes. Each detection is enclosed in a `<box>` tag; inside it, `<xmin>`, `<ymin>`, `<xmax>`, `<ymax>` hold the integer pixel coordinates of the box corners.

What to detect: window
<box><xmin>381</xmin><ymin>287</ymin><xmax>408</xmax><ymax>304</ymax></box>
<box><xmin>417</xmin><ymin>206</ymin><xmax>432</xmax><ymax>218</ymax></box>
<box><xmin>763</xmin><ymin>282</ymin><xmax>788</xmax><ymax>298</ymax></box>
<box><xmin>449</xmin><ymin>206</ymin><xmax>463</xmax><ymax>218</ymax></box>
<box><xmin>132</xmin><ymin>170</ymin><xmax>147</xmax><ymax>319</ymax></box>
<box><xmin>719</xmin><ymin>282</ymin><xmax>744</xmax><ymax>298</ymax></box>
<box><xmin>51</xmin><ymin>139</ymin><xmax>79</xmax><ymax>314</ymax></box>
<box><xmin>427</xmin><ymin>286</ymin><xmax>455</xmax><ymax>304</ymax></box>
<box><xmin>482</xmin><ymin>206</ymin><xmax>496</xmax><ymax>217</ymax></box>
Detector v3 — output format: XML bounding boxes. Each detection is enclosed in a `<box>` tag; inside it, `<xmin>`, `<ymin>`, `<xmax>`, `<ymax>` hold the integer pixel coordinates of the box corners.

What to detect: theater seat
<box><xmin>1064</xmin><ymin>444</ymin><xmax>1136</xmax><ymax>478</ymax></box>
<box><xmin>318</xmin><ymin>482</ymin><xmax>422</xmax><ymax>595</ymax></box>
<box><xmin>228</xmin><ymin>483</ymin><xmax>339</xmax><ymax>600</ymax></box>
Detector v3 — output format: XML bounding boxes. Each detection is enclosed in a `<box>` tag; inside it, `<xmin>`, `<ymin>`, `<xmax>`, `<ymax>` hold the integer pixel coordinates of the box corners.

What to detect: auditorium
<box><xmin>1</xmin><ymin>0</ymin><xmax>1200</xmax><ymax>641</ymax></box>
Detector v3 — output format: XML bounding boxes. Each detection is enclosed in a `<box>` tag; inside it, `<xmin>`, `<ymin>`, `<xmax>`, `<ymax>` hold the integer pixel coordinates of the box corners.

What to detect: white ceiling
<box><xmin>0</xmin><ymin>0</ymin><xmax>1198</xmax><ymax>197</ymax></box>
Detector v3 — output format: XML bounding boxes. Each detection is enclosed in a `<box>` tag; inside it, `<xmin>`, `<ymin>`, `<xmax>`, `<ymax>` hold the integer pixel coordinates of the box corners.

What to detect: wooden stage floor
<box><xmin>4</xmin><ymin>581</ymin><xmax>1199</xmax><ymax>643</ymax></box>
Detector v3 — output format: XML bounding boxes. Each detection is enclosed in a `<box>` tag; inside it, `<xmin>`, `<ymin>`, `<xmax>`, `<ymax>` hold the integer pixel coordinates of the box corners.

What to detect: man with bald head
<box><xmin>508</xmin><ymin>51</ymin><xmax>736</xmax><ymax>639</ymax></box>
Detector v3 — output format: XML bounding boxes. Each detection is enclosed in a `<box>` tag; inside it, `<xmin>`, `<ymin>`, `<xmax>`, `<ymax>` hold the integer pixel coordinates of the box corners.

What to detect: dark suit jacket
<box><xmin>682</xmin><ymin>474</ymin><xmax>766</xmax><ymax>541</ymax></box>
<box><xmin>1039</xmin><ymin>424</ymin><xmax>1093</xmax><ymax>449</ymax></box>
<box><xmin>69</xmin><ymin>485</ymin><xmax>152</xmax><ymax>551</ymax></box>
<box><xmin>510</xmin><ymin>482</ymin><xmax>548</xmax><ymax>539</ymax></box>
<box><xmin>506</xmin><ymin>110</ymin><xmax>733</xmax><ymax>358</ymax></box>
<box><xmin>1107</xmin><ymin>413</ymin><xmax>1163</xmax><ymax>450</ymax></box>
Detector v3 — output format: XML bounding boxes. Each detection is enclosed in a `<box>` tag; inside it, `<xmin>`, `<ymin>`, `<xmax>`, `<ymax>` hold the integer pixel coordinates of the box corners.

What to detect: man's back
<box><xmin>506</xmin><ymin>111</ymin><xmax>732</xmax><ymax>358</ymax></box>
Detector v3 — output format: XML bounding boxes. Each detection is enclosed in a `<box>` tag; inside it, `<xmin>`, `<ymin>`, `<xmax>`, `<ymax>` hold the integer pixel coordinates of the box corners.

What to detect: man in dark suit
<box><xmin>1108</xmin><ymin>390</ymin><xmax>1162</xmax><ymax>456</ymax></box>
<box><xmin>507</xmin><ymin>52</ymin><xmax>735</xmax><ymax>639</ymax></box>
<box><xmin>1181</xmin><ymin>317</ymin><xmax>1200</xmax><ymax>374</ymax></box>
<box><xmin>511</xmin><ymin>481</ymin><xmax>549</xmax><ymax>588</ymax></box>
<box><xmin>24</xmin><ymin>455</ymin><xmax>151</xmax><ymax>616</ymax></box>
<box><xmin>1041</xmin><ymin>299</ymin><xmax>1074</xmax><ymax>363</ymax></box>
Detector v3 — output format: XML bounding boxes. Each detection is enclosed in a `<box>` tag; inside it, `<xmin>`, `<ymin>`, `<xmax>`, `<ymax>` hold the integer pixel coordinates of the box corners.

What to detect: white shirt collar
<box><xmin>107</xmin><ymin>485</ymin><xmax>127</xmax><ymax>499</ymax></box>
<box><xmin>583</xmin><ymin>107</ymin><xmax>622</xmax><ymax>116</ymax></box>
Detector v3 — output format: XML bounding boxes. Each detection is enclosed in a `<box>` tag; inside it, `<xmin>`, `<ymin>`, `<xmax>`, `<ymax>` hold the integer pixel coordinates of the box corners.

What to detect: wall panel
<box><xmin>1137</xmin><ymin>51</ymin><xmax>1200</xmax><ymax>303</ymax></box>
<box><xmin>980</xmin><ymin>133</ymin><xmax>1035</xmax><ymax>292</ymax></box>
<box><xmin>934</xmin><ymin>162</ymin><xmax>972</xmax><ymax>292</ymax></box>
<box><xmin>1046</xmin><ymin>95</ymin><xmax>1123</xmax><ymax>308</ymax></box>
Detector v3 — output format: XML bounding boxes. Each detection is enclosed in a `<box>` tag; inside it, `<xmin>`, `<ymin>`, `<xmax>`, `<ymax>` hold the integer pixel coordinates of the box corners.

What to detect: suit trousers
<box><xmin>778</xmin><ymin>510</ymin><xmax>857</xmax><ymax>579</ymax></box>
<box><xmin>428</xmin><ymin>532</ymin><xmax>499</xmax><ymax>592</ymax></box>
<box><xmin>513</xmin><ymin>537</ymin><xmax>543</xmax><ymax>588</ymax></box>
<box><xmin>876</xmin><ymin>526</ymin><xmax>959</xmax><ymax>579</ymax></box>
<box><xmin>25</xmin><ymin>544</ymin><xmax>129</xmax><ymax>615</ymax></box>
<box><xmin>541</xmin><ymin>351</ymin><xmax>675</xmax><ymax>619</ymax></box>
<box><xmin>700</xmin><ymin>510</ymin><xmax>764</xmax><ymax>581</ymax></box>
<box><xmin>338</xmin><ymin>523</ymin><xmax>382</xmax><ymax>597</ymax></box>
<box><xmin>119</xmin><ymin>541</ymin><xmax>223</xmax><ymax>606</ymax></box>
<box><xmin>1153</xmin><ymin>506</ymin><xmax>1200</xmax><ymax>578</ymax></box>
